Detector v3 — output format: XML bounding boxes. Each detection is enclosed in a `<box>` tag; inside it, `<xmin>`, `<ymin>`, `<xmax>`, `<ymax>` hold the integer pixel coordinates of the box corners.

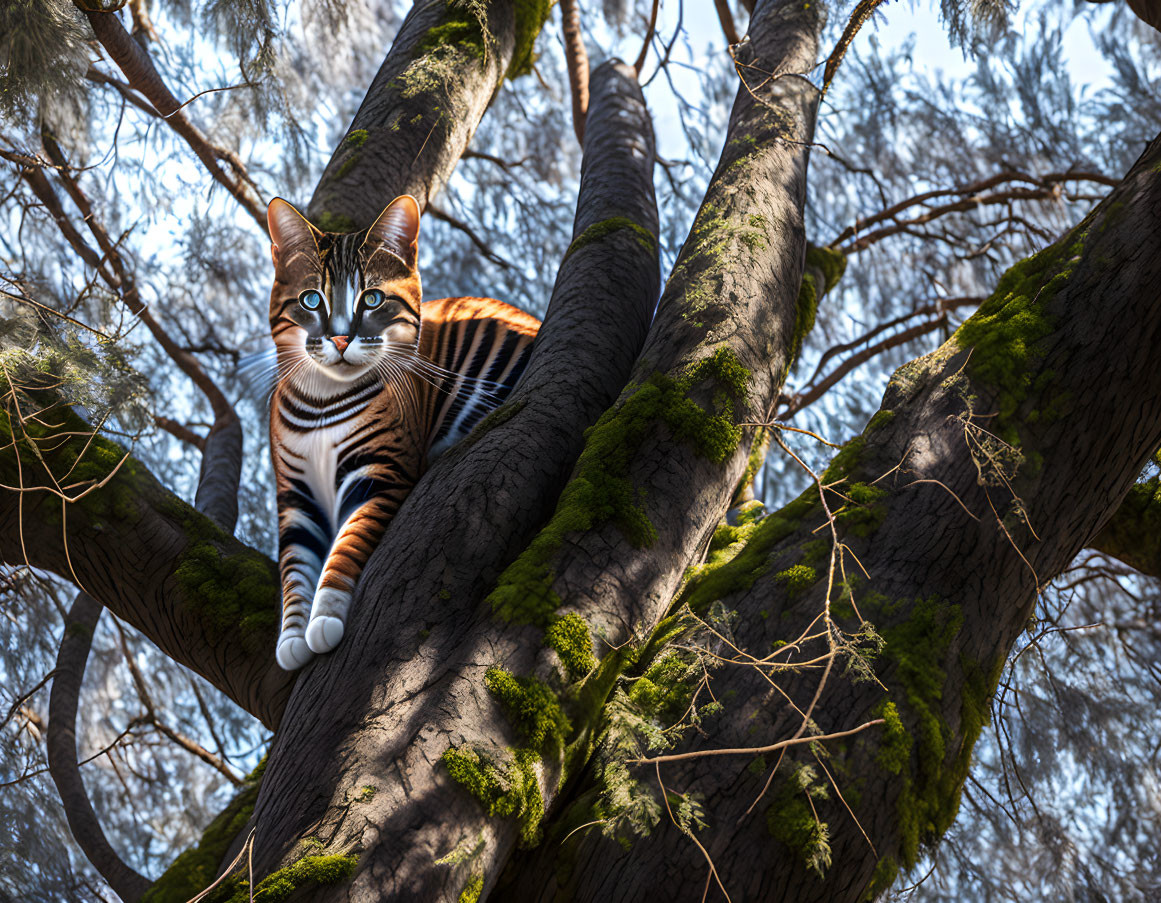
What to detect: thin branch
<box><xmin>80</xmin><ymin>7</ymin><xmax>267</xmax><ymax>231</ymax></box>
<box><xmin>633</xmin><ymin>0</ymin><xmax>661</xmax><ymax>75</ymax></box>
<box><xmin>425</xmin><ymin>203</ymin><xmax>512</xmax><ymax>269</ymax></box>
<box><xmin>560</xmin><ymin>0</ymin><xmax>591</xmax><ymax>144</ymax></box>
<box><xmin>47</xmin><ymin>593</ymin><xmax>150</xmax><ymax>902</ymax></box>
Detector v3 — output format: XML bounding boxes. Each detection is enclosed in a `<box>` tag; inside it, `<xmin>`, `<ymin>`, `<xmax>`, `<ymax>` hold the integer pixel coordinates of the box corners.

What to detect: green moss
<box><xmin>563</xmin><ymin>216</ymin><xmax>657</xmax><ymax>261</ymax></box>
<box><xmin>866</xmin><ymin>409</ymin><xmax>895</xmax><ymax>432</ymax></box>
<box><xmin>335</xmin><ymin>152</ymin><xmax>361</xmax><ymax>180</ymax></box>
<box><xmin>506</xmin><ymin>0</ymin><xmax>553</xmax><ymax>79</ymax></box>
<box><xmin>954</xmin><ymin>236</ymin><xmax>1083</xmax><ymax>435</ymax></box>
<box><xmin>805</xmin><ymin>244</ymin><xmax>847</xmax><ymax>294</ymax></box>
<box><xmin>871</xmin><ymin>594</ymin><xmax>1003</xmax><ymax>869</ymax></box>
<box><xmin>627</xmin><ymin>652</ymin><xmax>699</xmax><ymax>725</ymax></box>
<box><xmin>314</xmin><ymin>211</ymin><xmax>358</xmax><ymax>233</ymax></box>
<box><xmin>217</xmin><ymin>854</ymin><xmax>357</xmax><ymax>903</ymax></box>
<box><xmin>488</xmin><ymin>348</ymin><xmax>751</xmax><ymax>627</ymax></box>
<box><xmin>414</xmin><ymin>3</ymin><xmax>486</xmax><ymax>61</ymax></box>
<box><xmin>172</xmin><ymin>533</ymin><xmax>279</xmax><ymax>655</ymax></box>
<box><xmin>680</xmin><ymin>488</ymin><xmax>819</xmax><ymax>615</ymax></box>
<box><xmin>457</xmin><ymin>398</ymin><xmax>526</xmax><ymax>450</ymax></box>
<box><xmin>873</xmin><ymin>701</ymin><xmax>910</xmax><ymax>774</ymax></box>
<box><xmin>484</xmin><ymin>666</ymin><xmax>571</xmax><ymax>753</ymax></box>
<box><xmin>1091</xmin><ymin>475</ymin><xmax>1161</xmax><ymax>574</ymax></box>
<box><xmin>766</xmin><ymin>765</ymin><xmax>831</xmax><ymax>876</ymax></box>
<box><xmin>143</xmin><ymin>759</ymin><xmax>266</xmax><ymax>902</ymax></box>
<box><xmin>459</xmin><ymin>873</ymin><xmax>484</xmax><ymax>903</ymax></box>
<box><xmin>774</xmin><ymin>563</ymin><xmax>819</xmax><ymax>598</ymax></box>
<box><xmin>864</xmin><ymin>856</ymin><xmax>899</xmax><ymax>900</ymax></box>
<box><xmin>747</xmin><ymin>755</ymin><xmax>768</xmax><ymax>776</ymax></box>
<box><xmin>544</xmin><ymin>612</ymin><xmax>597</xmax><ymax>681</ymax></box>
<box><xmin>834</xmin><ymin>482</ymin><xmax>888</xmax><ymax>538</ymax></box>
<box><xmin>441</xmin><ymin>747</ymin><xmax>545</xmax><ymax>845</ymax></box>
<box><xmin>344</xmin><ymin>129</ymin><xmax>368</xmax><ymax>147</ymax></box>
<box><xmin>359</xmin><ymin>785</ymin><xmax>377</xmax><ymax>801</ymax></box>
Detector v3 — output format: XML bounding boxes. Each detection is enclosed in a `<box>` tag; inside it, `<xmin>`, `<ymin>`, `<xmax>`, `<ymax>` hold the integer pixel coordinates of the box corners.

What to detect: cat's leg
<box><xmin>305</xmin><ymin>493</ymin><xmax>399</xmax><ymax>654</ymax></box>
<box><xmin>275</xmin><ymin>493</ymin><xmax>330</xmax><ymax>670</ymax></box>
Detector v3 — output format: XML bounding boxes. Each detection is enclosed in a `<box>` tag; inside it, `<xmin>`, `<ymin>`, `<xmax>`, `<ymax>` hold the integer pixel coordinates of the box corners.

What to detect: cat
<box><xmin>266</xmin><ymin>195</ymin><xmax>540</xmax><ymax>670</ymax></box>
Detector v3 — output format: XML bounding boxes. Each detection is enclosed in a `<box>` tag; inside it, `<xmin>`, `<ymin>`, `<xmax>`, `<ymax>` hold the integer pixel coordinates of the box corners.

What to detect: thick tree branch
<box><xmin>524</xmin><ymin>132</ymin><xmax>1161</xmax><ymax>901</ymax></box>
<box><xmin>0</xmin><ymin>380</ymin><xmax>290</xmax><ymax>730</ymax></box>
<box><xmin>306</xmin><ymin>0</ymin><xmax>553</xmax><ymax>230</ymax></box>
<box><xmin>245</xmin><ymin>59</ymin><xmax>660</xmax><ymax>899</ymax></box>
<box><xmin>1088</xmin><ymin>474</ymin><xmax>1161</xmax><ymax>577</ymax></box>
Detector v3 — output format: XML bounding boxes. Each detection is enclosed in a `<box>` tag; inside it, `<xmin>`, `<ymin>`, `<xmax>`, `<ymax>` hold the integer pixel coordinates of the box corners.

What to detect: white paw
<box><xmin>306</xmin><ymin>615</ymin><xmax>345</xmax><ymax>653</ymax></box>
<box><xmin>276</xmin><ymin>634</ymin><xmax>313</xmax><ymax>670</ymax></box>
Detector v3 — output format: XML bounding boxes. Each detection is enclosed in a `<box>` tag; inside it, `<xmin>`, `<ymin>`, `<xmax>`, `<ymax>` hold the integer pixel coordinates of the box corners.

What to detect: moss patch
<box><xmin>563</xmin><ymin>216</ymin><xmax>657</xmax><ymax>261</ymax></box>
<box><xmin>484</xmin><ymin>666</ymin><xmax>570</xmax><ymax>753</ymax></box>
<box><xmin>459</xmin><ymin>873</ymin><xmax>484</xmax><ymax>903</ymax></box>
<box><xmin>488</xmin><ymin>348</ymin><xmax>751</xmax><ymax>627</ymax></box>
<box><xmin>774</xmin><ymin>563</ymin><xmax>819</xmax><ymax>598</ymax></box>
<box><xmin>218</xmin><ymin>854</ymin><xmax>358</xmax><ymax>903</ymax></box>
<box><xmin>544</xmin><ymin>612</ymin><xmax>597</xmax><ymax>681</ymax></box>
<box><xmin>441</xmin><ymin>747</ymin><xmax>545</xmax><ymax>845</ymax></box>
<box><xmin>953</xmin><ymin>234</ymin><xmax>1084</xmax><ymax>443</ymax></box>
<box><xmin>314</xmin><ymin>211</ymin><xmax>358</xmax><ymax>233</ymax></box>
<box><xmin>506</xmin><ymin>0</ymin><xmax>553</xmax><ymax>79</ymax></box>
<box><xmin>766</xmin><ymin>765</ymin><xmax>831</xmax><ymax>876</ymax></box>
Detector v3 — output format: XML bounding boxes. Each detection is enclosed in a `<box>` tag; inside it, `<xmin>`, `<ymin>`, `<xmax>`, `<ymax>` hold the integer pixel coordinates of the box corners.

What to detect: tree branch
<box><xmin>81</xmin><ymin>7</ymin><xmax>267</xmax><ymax>232</ymax></box>
<box><xmin>306</xmin><ymin>0</ymin><xmax>554</xmax><ymax>229</ymax></box>
<box><xmin>561</xmin><ymin>0</ymin><xmax>591</xmax><ymax>144</ymax></box>
<box><xmin>47</xmin><ymin>593</ymin><xmax>151</xmax><ymax>902</ymax></box>
<box><xmin>248</xmin><ymin>59</ymin><xmax>660</xmax><ymax>897</ymax></box>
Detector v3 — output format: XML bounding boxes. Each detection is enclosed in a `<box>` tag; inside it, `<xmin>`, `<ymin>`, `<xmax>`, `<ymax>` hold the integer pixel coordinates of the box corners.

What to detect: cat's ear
<box><xmin>365</xmin><ymin>195</ymin><xmax>420</xmax><ymax>268</ymax></box>
<box><xmin>267</xmin><ymin>198</ymin><xmax>321</xmax><ymax>268</ymax></box>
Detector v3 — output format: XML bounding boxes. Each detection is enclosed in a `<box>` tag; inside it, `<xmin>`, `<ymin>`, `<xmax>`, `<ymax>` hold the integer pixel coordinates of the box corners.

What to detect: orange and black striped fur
<box><xmin>266</xmin><ymin>196</ymin><xmax>539</xmax><ymax>670</ymax></box>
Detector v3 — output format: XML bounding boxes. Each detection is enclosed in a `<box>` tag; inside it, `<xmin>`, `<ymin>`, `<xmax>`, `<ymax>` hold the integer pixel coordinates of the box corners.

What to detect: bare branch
<box><xmin>561</xmin><ymin>0</ymin><xmax>591</xmax><ymax>144</ymax></box>
<box><xmin>47</xmin><ymin>593</ymin><xmax>150</xmax><ymax>902</ymax></box>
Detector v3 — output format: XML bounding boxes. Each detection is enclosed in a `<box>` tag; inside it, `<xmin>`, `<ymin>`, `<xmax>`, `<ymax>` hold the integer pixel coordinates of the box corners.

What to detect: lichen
<box><xmin>488</xmin><ymin>348</ymin><xmax>751</xmax><ymax>627</ymax></box>
<box><xmin>544</xmin><ymin>612</ymin><xmax>597</xmax><ymax>681</ymax></box>
<box><xmin>562</xmin><ymin>216</ymin><xmax>657</xmax><ymax>261</ymax></box>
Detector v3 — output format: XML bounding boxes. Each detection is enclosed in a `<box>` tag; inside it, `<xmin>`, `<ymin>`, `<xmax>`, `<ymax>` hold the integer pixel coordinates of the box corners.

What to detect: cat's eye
<box><xmin>299</xmin><ymin>290</ymin><xmax>324</xmax><ymax>311</ymax></box>
<box><xmin>361</xmin><ymin>290</ymin><xmax>387</xmax><ymax>309</ymax></box>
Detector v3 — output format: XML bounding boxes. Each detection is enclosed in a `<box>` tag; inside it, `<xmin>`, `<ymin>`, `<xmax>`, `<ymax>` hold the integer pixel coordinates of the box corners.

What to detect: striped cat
<box><xmin>266</xmin><ymin>195</ymin><xmax>539</xmax><ymax>670</ymax></box>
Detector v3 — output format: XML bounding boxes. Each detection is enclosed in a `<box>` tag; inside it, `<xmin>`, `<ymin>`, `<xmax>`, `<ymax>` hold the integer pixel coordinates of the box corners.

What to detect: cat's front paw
<box><xmin>305</xmin><ymin>585</ymin><xmax>350</xmax><ymax>653</ymax></box>
<box><xmin>276</xmin><ymin>634</ymin><xmax>314</xmax><ymax>670</ymax></box>
<box><xmin>306</xmin><ymin>615</ymin><xmax>345</xmax><ymax>653</ymax></box>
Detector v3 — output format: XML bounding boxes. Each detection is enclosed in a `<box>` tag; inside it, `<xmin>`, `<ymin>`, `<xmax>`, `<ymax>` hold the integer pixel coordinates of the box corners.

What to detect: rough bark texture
<box><xmin>0</xmin><ymin>387</ymin><xmax>291</xmax><ymax>730</ymax></box>
<box><xmin>306</xmin><ymin>0</ymin><xmax>550</xmax><ymax>229</ymax></box>
<box><xmin>247</xmin><ymin>59</ymin><xmax>660</xmax><ymax>900</ymax></box>
<box><xmin>506</xmin><ymin>136</ymin><xmax>1161</xmax><ymax>902</ymax></box>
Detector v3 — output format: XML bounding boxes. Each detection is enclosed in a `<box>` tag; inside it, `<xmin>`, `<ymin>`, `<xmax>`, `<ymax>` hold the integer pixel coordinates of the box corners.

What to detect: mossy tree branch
<box><xmin>0</xmin><ymin>379</ymin><xmax>292</xmax><ymax>731</ymax></box>
<box><xmin>1089</xmin><ymin>472</ymin><xmax>1161</xmax><ymax>577</ymax></box>
<box><xmin>245</xmin><ymin>59</ymin><xmax>661</xmax><ymax>899</ymax></box>
<box><xmin>508</xmin><ymin>134</ymin><xmax>1161</xmax><ymax>902</ymax></box>
<box><xmin>306</xmin><ymin>0</ymin><xmax>553</xmax><ymax>231</ymax></box>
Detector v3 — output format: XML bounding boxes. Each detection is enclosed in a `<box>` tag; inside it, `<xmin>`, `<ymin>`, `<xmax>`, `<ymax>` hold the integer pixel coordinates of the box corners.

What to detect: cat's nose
<box><xmin>331</xmin><ymin>336</ymin><xmax>349</xmax><ymax>354</ymax></box>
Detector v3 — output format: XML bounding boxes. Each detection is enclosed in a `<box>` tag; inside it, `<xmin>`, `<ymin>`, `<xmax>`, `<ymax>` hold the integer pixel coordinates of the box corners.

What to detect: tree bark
<box><xmin>247</xmin><ymin>57</ymin><xmax>661</xmax><ymax>899</ymax></box>
<box><xmin>505</xmin><ymin>134</ymin><xmax>1161</xmax><ymax>902</ymax></box>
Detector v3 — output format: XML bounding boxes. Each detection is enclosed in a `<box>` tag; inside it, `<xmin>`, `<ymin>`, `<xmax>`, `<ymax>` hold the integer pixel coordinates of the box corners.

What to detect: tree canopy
<box><xmin>1</xmin><ymin>0</ymin><xmax>1160</xmax><ymax>900</ymax></box>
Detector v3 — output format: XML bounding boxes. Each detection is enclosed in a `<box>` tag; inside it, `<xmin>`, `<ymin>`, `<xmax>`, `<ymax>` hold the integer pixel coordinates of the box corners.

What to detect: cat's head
<box><xmin>266</xmin><ymin>195</ymin><xmax>422</xmax><ymax>387</ymax></box>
